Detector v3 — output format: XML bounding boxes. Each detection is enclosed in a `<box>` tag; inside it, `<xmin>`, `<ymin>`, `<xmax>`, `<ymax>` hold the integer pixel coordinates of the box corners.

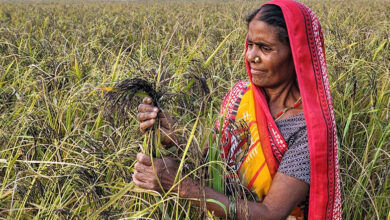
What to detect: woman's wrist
<box><xmin>178</xmin><ymin>177</ymin><xmax>200</xmax><ymax>198</ymax></box>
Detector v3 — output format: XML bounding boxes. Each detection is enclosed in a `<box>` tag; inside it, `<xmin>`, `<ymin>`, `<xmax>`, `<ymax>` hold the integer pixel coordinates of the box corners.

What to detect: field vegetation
<box><xmin>0</xmin><ymin>0</ymin><xmax>389</xmax><ymax>219</ymax></box>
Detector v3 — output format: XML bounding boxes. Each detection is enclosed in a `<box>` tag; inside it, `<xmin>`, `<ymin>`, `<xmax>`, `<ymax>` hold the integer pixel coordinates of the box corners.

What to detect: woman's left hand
<box><xmin>132</xmin><ymin>153</ymin><xmax>180</xmax><ymax>193</ymax></box>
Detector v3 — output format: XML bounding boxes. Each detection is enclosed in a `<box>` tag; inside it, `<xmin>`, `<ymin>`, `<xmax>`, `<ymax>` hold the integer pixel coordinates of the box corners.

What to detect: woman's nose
<box><xmin>247</xmin><ymin>47</ymin><xmax>259</xmax><ymax>63</ymax></box>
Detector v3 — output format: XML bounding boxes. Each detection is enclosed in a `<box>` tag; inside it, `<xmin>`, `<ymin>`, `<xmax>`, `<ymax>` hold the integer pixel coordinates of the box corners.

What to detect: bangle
<box><xmin>228</xmin><ymin>195</ymin><xmax>237</xmax><ymax>220</ymax></box>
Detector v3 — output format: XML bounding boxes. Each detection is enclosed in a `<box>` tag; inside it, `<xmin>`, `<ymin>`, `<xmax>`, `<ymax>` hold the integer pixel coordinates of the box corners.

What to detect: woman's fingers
<box><xmin>137</xmin><ymin>98</ymin><xmax>175</xmax><ymax>139</ymax></box>
<box><xmin>133</xmin><ymin>171</ymin><xmax>164</xmax><ymax>191</ymax></box>
<box><xmin>140</xmin><ymin>120</ymin><xmax>155</xmax><ymax>133</ymax></box>
<box><xmin>133</xmin><ymin>154</ymin><xmax>163</xmax><ymax>191</ymax></box>
<box><xmin>142</xmin><ymin>97</ymin><xmax>152</xmax><ymax>104</ymax></box>
<box><xmin>138</xmin><ymin>104</ymin><xmax>158</xmax><ymax>115</ymax></box>
<box><xmin>132</xmin><ymin>175</ymin><xmax>147</xmax><ymax>188</ymax></box>
<box><xmin>137</xmin><ymin>153</ymin><xmax>153</xmax><ymax>166</ymax></box>
<box><xmin>137</xmin><ymin>99</ymin><xmax>159</xmax><ymax>133</ymax></box>
<box><xmin>137</xmin><ymin>111</ymin><xmax>158</xmax><ymax>121</ymax></box>
<box><xmin>132</xmin><ymin>172</ymin><xmax>156</xmax><ymax>190</ymax></box>
<box><xmin>134</xmin><ymin>161</ymin><xmax>148</xmax><ymax>172</ymax></box>
<box><xmin>133</xmin><ymin>153</ymin><xmax>181</xmax><ymax>193</ymax></box>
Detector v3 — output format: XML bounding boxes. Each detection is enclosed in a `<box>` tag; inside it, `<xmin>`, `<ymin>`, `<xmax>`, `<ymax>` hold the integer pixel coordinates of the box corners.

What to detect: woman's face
<box><xmin>246</xmin><ymin>19</ymin><xmax>295</xmax><ymax>89</ymax></box>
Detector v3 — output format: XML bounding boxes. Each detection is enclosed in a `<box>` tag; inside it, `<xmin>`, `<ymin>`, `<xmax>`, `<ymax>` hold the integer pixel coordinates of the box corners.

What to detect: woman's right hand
<box><xmin>137</xmin><ymin>97</ymin><xmax>177</xmax><ymax>146</ymax></box>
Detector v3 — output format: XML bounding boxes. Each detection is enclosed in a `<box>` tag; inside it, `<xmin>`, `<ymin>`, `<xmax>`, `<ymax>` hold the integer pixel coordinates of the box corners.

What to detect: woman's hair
<box><xmin>246</xmin><ymin>5</ymin><xmax>289</xmax><ymax>45</ymax></box>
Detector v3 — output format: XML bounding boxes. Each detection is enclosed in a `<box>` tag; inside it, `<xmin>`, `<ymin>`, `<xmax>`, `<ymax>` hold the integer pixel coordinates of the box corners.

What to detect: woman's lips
<box><xmin>250</xmin><ymin>68</ymin><xmax>267</xmax><ymax>75</ymax></box>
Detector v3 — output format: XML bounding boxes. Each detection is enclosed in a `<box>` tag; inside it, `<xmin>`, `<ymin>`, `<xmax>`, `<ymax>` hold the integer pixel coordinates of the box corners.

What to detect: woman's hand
<box><xmin>132</xmin><ymin>153</ymin><xmax>181</xmax><ymax>193</ymax></box>
<box><xmin>133</xmin><ymin>152</ymin><xmax>308</xmax><ymax>219</ymax></box>
<box><xmin>137</xmin><ymin>97</ymin><xmax>177</xmax><ymax>146</ymax></box>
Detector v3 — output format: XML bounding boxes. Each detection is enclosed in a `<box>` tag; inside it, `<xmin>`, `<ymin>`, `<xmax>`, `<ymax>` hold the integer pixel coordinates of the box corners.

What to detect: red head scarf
<box><xmin>245</xmin><ymin>0</ymin><xmax>342</xmax><ymax>219</ymax></box>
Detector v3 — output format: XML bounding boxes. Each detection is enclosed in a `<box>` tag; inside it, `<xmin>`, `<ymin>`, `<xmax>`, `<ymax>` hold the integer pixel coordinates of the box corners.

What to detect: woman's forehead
<box><xmin>247</xmin><ymin>20</ymin><xmax>281</xmax><ymax>44</ymax></box>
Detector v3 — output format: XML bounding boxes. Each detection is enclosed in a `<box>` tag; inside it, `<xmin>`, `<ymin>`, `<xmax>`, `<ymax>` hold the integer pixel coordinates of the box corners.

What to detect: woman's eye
<box><xmin>262</xmin><ymin>46</ymin><xmax>272</xmax><ymax>52</ymax></box>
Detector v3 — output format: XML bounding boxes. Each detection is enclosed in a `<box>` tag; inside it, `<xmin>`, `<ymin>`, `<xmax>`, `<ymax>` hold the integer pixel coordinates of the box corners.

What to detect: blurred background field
<box><xmin>0</xmin><ymin>0</ymin><xmax>389</xmax><ymax>219</ymax></box>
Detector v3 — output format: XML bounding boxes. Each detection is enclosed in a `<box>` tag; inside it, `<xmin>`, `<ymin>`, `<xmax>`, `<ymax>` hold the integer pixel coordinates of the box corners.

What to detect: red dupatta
<box><xmin>245</xmin><ymin>0</ymin><xmax>342</xmax><ymax>219</ymax></box>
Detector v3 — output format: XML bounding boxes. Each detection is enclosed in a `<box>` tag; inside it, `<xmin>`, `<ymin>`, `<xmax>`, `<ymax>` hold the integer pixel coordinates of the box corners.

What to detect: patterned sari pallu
<box><xmin>218</xmin><ymin>81</ymin><xmax>272</xmax><ymax>201</ymax></box>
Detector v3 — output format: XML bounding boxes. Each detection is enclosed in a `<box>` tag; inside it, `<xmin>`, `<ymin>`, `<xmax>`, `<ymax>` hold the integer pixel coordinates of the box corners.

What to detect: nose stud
<box><xmin>254</xmin><ymin>57</ymin><xmax>260</xmax><ymax>63</ymax></box>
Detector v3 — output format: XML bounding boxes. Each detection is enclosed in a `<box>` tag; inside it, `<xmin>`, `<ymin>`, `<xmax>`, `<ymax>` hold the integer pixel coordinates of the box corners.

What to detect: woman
<box><xmin>133</xmin><ymin>0</ymin><xmax>342</xmax><ymax>219</ymax></box>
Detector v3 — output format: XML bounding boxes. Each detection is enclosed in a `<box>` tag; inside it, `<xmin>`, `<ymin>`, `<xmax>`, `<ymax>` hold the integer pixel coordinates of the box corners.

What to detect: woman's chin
<box><xmin>251</xmin><ymin>78</ymin><xmax>266</xmax><ymax>88</ymax></box>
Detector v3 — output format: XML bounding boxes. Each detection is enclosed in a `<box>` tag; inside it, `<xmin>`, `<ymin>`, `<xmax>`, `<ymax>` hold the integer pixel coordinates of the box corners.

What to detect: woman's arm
<box><xmin>182</xmin><ymin>172</ymin><xmax>308</xmax><ymax>220</ymax></box>
<box><xmin>133</xmin><ymin>153</ymin><xmax>309</xmax><ymax>220</ymax></box>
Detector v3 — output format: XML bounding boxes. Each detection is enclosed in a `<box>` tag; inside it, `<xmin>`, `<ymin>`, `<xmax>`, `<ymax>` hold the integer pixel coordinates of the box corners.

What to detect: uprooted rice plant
<box><xmin>0</xmin><ymin>0</ymin><xmax>389</xmax><ymax>219</ymax></box>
